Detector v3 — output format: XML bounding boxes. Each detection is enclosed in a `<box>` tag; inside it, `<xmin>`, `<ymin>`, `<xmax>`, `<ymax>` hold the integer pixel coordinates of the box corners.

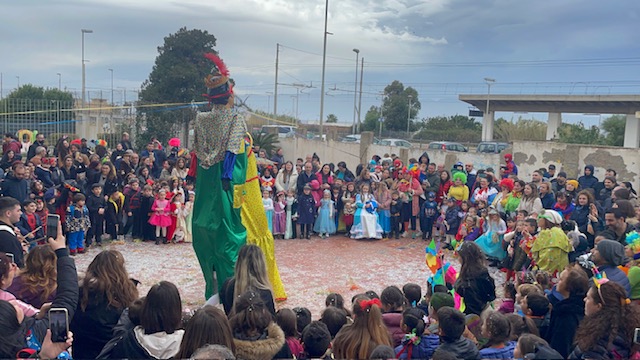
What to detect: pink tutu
<box><xmin>149</xmin><ymin>214</ymin><xmax>172</xmax><ymax>227</ymax></box>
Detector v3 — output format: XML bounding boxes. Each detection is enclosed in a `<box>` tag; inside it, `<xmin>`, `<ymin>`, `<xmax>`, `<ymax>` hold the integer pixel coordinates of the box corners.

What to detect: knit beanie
<box><xmin>430</xmin><ymin>292</ymin><xmax>455</xmax><ymax>312</ymax></box>
<box><xmin>567</xmin><ymin>179</ymin><xmax>579</xmax><ymax>189</ymax></box>
<box><xmin>596</xmin><ymin>239</ymin><xmax>625</xmax><ymax>266</ymax></box>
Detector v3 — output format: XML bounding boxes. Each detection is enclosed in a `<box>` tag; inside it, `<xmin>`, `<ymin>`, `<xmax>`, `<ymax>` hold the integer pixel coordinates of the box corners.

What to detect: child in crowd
<box><xmin>123</xmin><ymin>178</ymin><xmax>142</xmax><ymax>240</ymax></box>
<box><xmin>273</xmin><ymin>191</ymin><xmax>287</xmax><ymax>238</ymax></box>
<box><xmin>420</xmin><ymin>192</ymin><xmax>438</xmax><ymax>240</ymax></box>
<box><xmin>285</xmin><ymin>189</ymin><xmax>297</xmax><ymax>239</ymax></box>
<box><xmin>149</xmin><ymin>188</ymin><xmax>171</xmax><ymax>244</ymax></box>
<box><xmin>66</xmin><ymin>193</ymin><xmax>90</xmax><ymax>255</ymax></box>
<box><xmin>498</xmin><ymin>282</ymin><xmax>516</xmax><ymax>314</ymax></box>
<box><xmin>342</xmin><ymin>182</ymin><xmax>356</xmax><ymax>234</ymax></box>
<box><xmin>105</xmin><ymin>190</ymin><xmax>124</xmax><ymax>242</ymax></box>
<box><xmin>456</xmin><ymin>214</ymin><xmax>481</xmax><ymax>244</ymax></box>
<box><xmin>479</xmin><ymin>311</ymin><xmax>516</xmax><ymax>359</ymax></box>
<box><xmin>521</xmin><ymin>293</ymin><xmax>550</xmax><ymax>337</ymax></box>
<box><xmin>395</xmin><ymin>307</ymin><xmax>439</xmax><ymax>359</ymax></box>
<box><xmin>475</xmin><ymin>207</ymin><xmax>507</xmax><ymax>264</ymax></box>
<box><xmin>436</xmin><ymin>307</ymin><xmax>480</xmax><ymax>359</ymax></box>
<box><xmin>553</xmin><ymin>192</ymin><xmax>575</xmax><ymax>219</ymax></box>
<box><xmin>325</xmin><ymin>293</ymin><xmax>351</xmax><ymax>316</ymax></box>
<box><xmin>140</xmin><ymin>185</ymin><xmax>156</xmax><ymax>242</ymax></box>
<box><xmin>86</xmin><ymin>183</ymin><xmax>105</xmax><ymax>246</ymax></box>
<box><xmin>320</xmin><ymin>306</ymin><xmax>348</xmax><ymax>340</ymax></box>
<box><xmin>260</xmin><ymin>166</ymin><xmax>275</xmax><ymax>189</ymax></box>
<box><xmin>276</xmin><ymin>308</ymin><xmax>304</xmax><ymax>359</ymax></box>
<box><xmin>314</xmin><ymin>190</ymin><xmax>336</xmax><ymax>239</ymax></box>
<box><xmin>34</xmin><ymin>198</ymin><xmax>48</xmax><ymax>235</ymax></box>
<box><xmin>376</xmin><ymin>181</ymin><xmax>391</xmax><ymax>237</ymax></box>
<box><xmin>262</xmin><ymin>187</ymin><xmax>274</xmax><ymax>233</ymax></box>
<box><xmin>182</xmin><ymin>191</ymin><xmax>194</xmax><ymax>243</ymax></box>
<box><xmin>402</xmin><ymin>283</ymin><xmax>422</xmax><ymax>309</ymax></box>
<box><xmin>381</xmin><ymin>286</ymin><xmax>405</xmax><ymax>347</ymax></box>
<box><xmin>171</xmin><ymin>192</ymin><xmax>186</xmax><ymax>243</ymax></box>
<box><xmin>297</xmin><ymin>185</ymin><xmax>316</xmax><ymax>239</ymax></box>
<box><xmin>301</xmin><ymin>321</ymin><xmax>332</xmax><ymax>359</ymax></box>
<box><xmin>350</xmin><ymin>184</ymin><xmax>383</xmax><ymax>240</ymax></box>
<box><xmin>389</xmin><ymin>190</ymin><xmax>403</xmax><ymax>239</ymax></box>
<box><xmin>17</xmin><ymin>200</ymin><xmax>44</xmax><ymax>247</ymax></box>
<box><xmin>443</xmin><ymin>197</ymin><xmax>460</xmax><ymax>246</ymax></box>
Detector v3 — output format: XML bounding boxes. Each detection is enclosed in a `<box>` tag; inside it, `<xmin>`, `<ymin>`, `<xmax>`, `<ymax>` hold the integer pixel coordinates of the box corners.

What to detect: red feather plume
<box><xmin>204</xmin><ymin>53</ymin><xmax>229</xmax><ymax>77</ymax></box>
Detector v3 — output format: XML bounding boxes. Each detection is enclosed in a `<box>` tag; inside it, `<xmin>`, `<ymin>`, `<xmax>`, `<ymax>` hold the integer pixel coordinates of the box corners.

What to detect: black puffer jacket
<box><xmin>568</xmin><ymin>333</ymin><xmax>631</xmax><ymax>359</ymax></box>
<box><xmin>437</xmin><ymin>336</ymin><xmax>480</xmax><ymax>359</ymax></box>
<box><xmin>455</xmin><ymin>269</ymin><xmax>496</xmax><ymax>316</ymax></box>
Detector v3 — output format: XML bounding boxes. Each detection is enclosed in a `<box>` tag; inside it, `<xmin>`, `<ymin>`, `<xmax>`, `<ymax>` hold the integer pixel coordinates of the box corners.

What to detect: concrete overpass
<box><xmin>459</xmin><ymin>94</ymin><xmax>640</xmax><ymax>148</ymax></box>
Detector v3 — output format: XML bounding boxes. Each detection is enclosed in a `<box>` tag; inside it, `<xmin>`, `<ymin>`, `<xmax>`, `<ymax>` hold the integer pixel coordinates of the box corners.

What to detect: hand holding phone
<box><xmin>48</xmin><ymin>308</ymin><xmax>69</xmax><ymax>343</ymax></box>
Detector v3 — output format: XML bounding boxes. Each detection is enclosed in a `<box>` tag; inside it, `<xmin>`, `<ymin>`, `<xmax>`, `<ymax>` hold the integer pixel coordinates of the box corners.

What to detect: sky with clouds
<box><xmin>1</xmin><ymin>0</ymin><xmax>639</xmax><ymax>126</ymax></box>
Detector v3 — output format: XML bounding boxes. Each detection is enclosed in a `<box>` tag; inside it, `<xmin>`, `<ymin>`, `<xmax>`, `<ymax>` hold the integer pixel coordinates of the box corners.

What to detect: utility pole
<box><xmin>274</xmin><ymin>43</ymin><xmax>280</xmax><ymax>116</ymax></box>
<box><xmin>81</xmin><ymin>29</ymin><xmax>93</xmax><ymax>107</ymax></box>
<box><xmin>352</xmin><ymin>49</ymin><xmax>359</xmax><ymax>134</ymax></box>
<box><xmin>357</xmin><ymin>57</ymin><xmax>364</xmax><ymax>133</ymax></box>
<box><xmin>57</xmin><ymin>73</ymin><xmax>61</xmax><ymax>90</ymax></box>
<box><xmin>319</xmin><ymin>0</ymin><xmax>329</xmax><ymax>139</ymax></box>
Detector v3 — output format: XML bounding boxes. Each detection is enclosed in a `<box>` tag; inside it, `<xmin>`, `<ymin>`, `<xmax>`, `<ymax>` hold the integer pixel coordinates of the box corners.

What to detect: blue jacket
<box><xmin>420</xmin><ymin>200</ymin><xmax>438</xmax><ymax>220</ymax></box>
<box><xmin>479</xmin><ymin>341</ymin><xmax>516</xmax><ymax>359</ymax></box>
<box><xmin>444</xmin><ymin>206</ymin><xmax>460</xmax><ymax>235</ymax></box>
<box><xmin>16</xmin><ymin>212</ymin><xmax>44</xmax><ymax>240</ymax></box>
<box><xmin>395</xmin><ymin>334</ymin><xmax>439</xmax><ymax>359</ymax></box>
<box><xmin>35</xmin><ymin>166</ymin><xmax>55</xmax><ymax>188</ymax></box>
<box><xmin>599</xmin><ymin>265</ymin><xmax>631</xmax><ymax>297</ymax></box>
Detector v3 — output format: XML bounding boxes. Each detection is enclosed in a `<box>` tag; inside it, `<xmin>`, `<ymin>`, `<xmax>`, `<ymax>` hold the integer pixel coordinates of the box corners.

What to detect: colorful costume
<box><xmin>531</xmin><ymin>227</ymin><xmax>572</xmax><ymax>273</ymax></box>
<box><xmin>191</xmin><ymin>53</ymin><xmax>249</xmax><ymax>299</ymax></box>
<box><xmin>241</xmin><ymin>145</ymin><xmax>287</xmax><ymax>301</ymax></box>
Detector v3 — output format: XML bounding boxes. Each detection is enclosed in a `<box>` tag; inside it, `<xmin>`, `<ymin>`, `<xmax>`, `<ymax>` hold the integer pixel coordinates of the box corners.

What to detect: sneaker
<box><xmin>78</xmin><ymin>248</ymin><xmax>86</xmax><ymax>254</ymax></box>
<box><xmin>306</xmin><ymin>235</ymin><xmax>311</xmax><ymax>240</ymax></box>
<box><xmin>415</xmin><ymin>231</ymin><xmax>423</xmax><ymax>238</ymax></box>
<box><xmin>70</xmin><ymin>249</ymin><xmax>77</xmax><ymax>256</ymax></box>
<box><xmin>401</xmin><ymin>231</ymin><xmax>409</xmax><ymax>238</ymax></box>
<box><xmin>395</xmin><ymin>234</ymin><xmax>400</xmax><ymax>239</ymax></box>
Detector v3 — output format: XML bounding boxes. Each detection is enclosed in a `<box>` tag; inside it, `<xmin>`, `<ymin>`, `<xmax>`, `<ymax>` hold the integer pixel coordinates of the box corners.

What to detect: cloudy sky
<box><xmin>1</xmin><ymin>0</ymin><xmax>639</xmax><ymax>126</ymax></box>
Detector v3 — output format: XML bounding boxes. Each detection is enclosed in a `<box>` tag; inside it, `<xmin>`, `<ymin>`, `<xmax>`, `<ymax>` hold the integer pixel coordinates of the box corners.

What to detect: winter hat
<box><xmin>538</xmin><ymin>209</ymin><xmax>563</xmax><ymax>225</ymax></box>
<box><xmin>596</xmin><ymin>239</ymin><xmax>625</xmax><ymax>266</ymax></box>
<box><xmin>44</xmin><ymin>188</ymin><xmax>56</xmax><ymax>202</ymax></box>
<box><xmin>557</xmin><ymin>171</ymin><xmax>567</xmax><ymax>179</ymax></box>
<box><xmin>203</xmin><ymin>53</ymin><xmax>233</xmax><ymax>105</ymax></box>
<box><xmin>430</xmin><ymin>293</ymin><xmax>454</xmax><ymax>312</ymax></box>
<box><xmin>566</xmin><ymin>179</ymin><xmax>579</xmax><ymax>189</ymax></box>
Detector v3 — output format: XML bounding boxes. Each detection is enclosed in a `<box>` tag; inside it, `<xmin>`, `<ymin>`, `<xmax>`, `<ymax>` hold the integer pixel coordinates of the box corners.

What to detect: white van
<box><xmin>260</xmin><ymin>125</ymin><xmax>297</xmax><ymax>138</ymax></box>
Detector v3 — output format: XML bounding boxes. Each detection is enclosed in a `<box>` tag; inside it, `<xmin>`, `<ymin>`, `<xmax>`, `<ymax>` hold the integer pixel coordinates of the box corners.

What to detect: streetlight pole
<box><xmin>406</xmin><ymin>95</ymin><xmax>413</xmax><ymax>139</ymax></box>
<box><xmin>484</xmin><ymin>77</ymin><xmax>495</xmax><ymax>117</ymax></box>
<box><xmin>319</xmin><ymin>0</ymin><xmax>329</xmax><ymax>140</ymax></box>
<box><xmin>56</xmin><ymin>73</ymin><xmax>61</xmax><ymax>90</ymax></box>
<box><xmin>351</xmin><ymin>48</ymin><xmax>359</xmax><ymax>134</ymax></box>
<box><xmin>108</xmin><ymin>69</ymin><xmax>114</xmax><ymax>104</ymax></box>
<box><xmin>16</xmin><ymin>76</ymin><xmax>20</xmax><ymax>88</ymax></box>
<box><xmin>266</xmin><ymin>91</ymin><xmax>273</xmax><ymax>113</ymax></box>
<box><xmin>81</xmin><ymin>29</ymin><xmax>93</xmax><ymax>107</ymax></box>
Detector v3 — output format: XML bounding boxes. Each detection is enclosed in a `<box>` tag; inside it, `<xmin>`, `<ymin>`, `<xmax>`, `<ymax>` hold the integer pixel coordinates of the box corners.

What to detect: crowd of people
<box><xmin>2</xmin><ymin>131</ymin><xmax>640</xmax><ymax>359</ymax></box>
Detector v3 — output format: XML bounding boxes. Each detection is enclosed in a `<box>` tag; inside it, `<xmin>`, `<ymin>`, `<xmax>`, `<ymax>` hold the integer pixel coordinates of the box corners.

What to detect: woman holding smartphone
<box><xmin>0</xmin><ymin>222</ymin><xmax>77</xmax><ymax>359</ymax></box>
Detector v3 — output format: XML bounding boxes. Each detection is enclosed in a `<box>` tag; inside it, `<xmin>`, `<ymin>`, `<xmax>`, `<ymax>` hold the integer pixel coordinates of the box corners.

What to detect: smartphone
<box><xmin>49</xmin><ymin>308</ymin><xmax>69</xmax><ymax>343</ymax></box>
<box><xmin>635</xmin><ymin>328</ymin><xmax>640</xmax><ymax>344</ymax></box>
<box><xmin>46</xmin><ymin>214</ymin><xmax>60</xmax><ymax>239</ymax></box>
<box><xmin>5</xmin><ymin>253</ymin><xmax>14</xmax><ymax>263</ymax></box>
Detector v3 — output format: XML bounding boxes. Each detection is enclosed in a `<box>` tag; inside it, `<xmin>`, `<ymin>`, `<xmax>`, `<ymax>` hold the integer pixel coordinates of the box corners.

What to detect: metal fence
<box><xmin>0</xmin><ymin>98</ymin><xmax>77</xmax><ymax>140</ymax></box>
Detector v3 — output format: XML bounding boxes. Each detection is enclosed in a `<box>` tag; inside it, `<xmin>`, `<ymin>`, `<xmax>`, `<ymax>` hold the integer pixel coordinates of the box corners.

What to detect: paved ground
<box><xmin>74</xmin><ymin>235</ymin><xmax>505</xmax><ymax>317</ymax></box>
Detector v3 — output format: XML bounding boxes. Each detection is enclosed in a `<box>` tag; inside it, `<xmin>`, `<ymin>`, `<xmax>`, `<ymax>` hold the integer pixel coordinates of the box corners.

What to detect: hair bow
<box><xmin>359</xmin><ymin>298</ymin><xmax>382</xmax><ymax>311</ymax></box>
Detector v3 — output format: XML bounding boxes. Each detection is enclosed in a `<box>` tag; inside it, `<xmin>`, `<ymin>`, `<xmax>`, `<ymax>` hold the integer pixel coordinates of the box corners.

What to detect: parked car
<box><xmin>428</xmin><ymin>141</ymin><xmax>468</xmax><ymax>152</ymax></box>
<box><xmin>260</xmin><ymin>125</ymin><xmax>297</xmax><ymax>138</ymax></box>
<box><xmin>477</xmin><ymin>141</ymin><xmax>509</xmax><ymax>153</ymax></box>
<box><xmin>341</xmin><ymin>134</ymin><xmax>361</xmax><ymax>143</ymax></box>
<box><xmin>379</xmin><ymin>138</ymin><xmax>413</xmax><ymax>148</ymax></box>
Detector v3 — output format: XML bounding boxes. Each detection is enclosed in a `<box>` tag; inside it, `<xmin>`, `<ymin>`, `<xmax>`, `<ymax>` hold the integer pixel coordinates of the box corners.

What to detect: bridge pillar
<box><xmin>546</xmin><ymin>112</ymin><xmax>562</xmax><ymax>140</ymax></box>
<box><xmin>481</xmin><ymin>111</ymin><xmax>494</xmax><ymax>141</ymax></box>
<box><xmin>624</xmin><ymin>114</ymin><xmax>640</xmax><ymax>148</ymax></box>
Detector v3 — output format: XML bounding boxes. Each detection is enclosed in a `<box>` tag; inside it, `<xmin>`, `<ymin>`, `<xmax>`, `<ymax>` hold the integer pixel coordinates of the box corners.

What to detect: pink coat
<box><xmin>397</xmin><ymin>178</ymin><xmax>424</xmax><ymax>216</ymax></box>
<box><xmin>0</xmin><ymin>290</ymin><xmax>39</xmax><ymax>317</ymax></box>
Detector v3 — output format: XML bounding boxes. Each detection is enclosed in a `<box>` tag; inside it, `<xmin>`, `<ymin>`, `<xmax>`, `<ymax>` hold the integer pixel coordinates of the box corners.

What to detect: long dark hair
<box><xmin>175</xmin><ymin>306</ymin><xmax>235</xmax><ymax>358</ymax></box>
<box><xmin>140</xmin><ymin>281</ymin><xmax>182</xmax><ymax>335</ymax></box>
<box><xmin>0</xmin><ymin>300</ymin><xmax>25</xmax><ymax>358</ymax></box>
<box><xmin>457</xmin><ymin>242</ymin><xmax>487</xmax><ymax>279</ymax></box>
<box><xmin>81</xmin><ymin>250</ymin><xmax>138</xmax><ymax>311</ymax></box>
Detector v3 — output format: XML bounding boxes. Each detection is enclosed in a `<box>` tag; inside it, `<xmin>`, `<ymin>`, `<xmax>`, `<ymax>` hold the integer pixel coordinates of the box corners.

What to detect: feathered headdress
<box><xmin>203</xmin><ymin>52</ymin><xmax>233</xmax><ymax>105</ymax></box>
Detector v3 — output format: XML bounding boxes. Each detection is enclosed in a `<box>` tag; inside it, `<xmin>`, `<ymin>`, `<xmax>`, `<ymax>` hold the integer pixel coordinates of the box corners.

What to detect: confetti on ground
<box><xmin>73</xmin><ymin>236</ymin><xmax>506</xmax><ymax>318</ymax></box>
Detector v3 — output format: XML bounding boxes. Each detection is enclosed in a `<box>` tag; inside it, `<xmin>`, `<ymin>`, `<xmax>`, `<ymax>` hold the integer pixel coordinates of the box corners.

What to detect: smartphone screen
<box><xmin>5</xmin><ymin>253</ymin><xmax>14</xmax><ymax>263</ymax></box>
<box><xmin>46</xmin><ymin>215</ymin><xmax>60</xmax><ymax>239</ymax></box>
<box><xmin>49</xmin><ymin>308</ymin><xmax>68</xmax><ymax>343</ymax></box>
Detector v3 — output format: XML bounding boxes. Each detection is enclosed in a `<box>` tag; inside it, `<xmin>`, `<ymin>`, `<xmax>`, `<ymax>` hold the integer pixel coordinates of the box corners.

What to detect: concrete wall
<box><xmin>278</xmin><ymin>138</ymin><xmax>640</xmax><ymax>187</ymax></box>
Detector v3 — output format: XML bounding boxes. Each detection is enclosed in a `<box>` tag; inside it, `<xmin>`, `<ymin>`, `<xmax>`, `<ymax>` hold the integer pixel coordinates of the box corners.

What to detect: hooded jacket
<box><xmin>578</xmin><ymin>165</ymin><xmax>599</xmax><ymax>191</ymax></box>
<box><xmin>382</xmin><ymin>312</ymin><xmax>404</xmax><ymax>347</ymax></box>
<box><xmin>395</xmin><ymin>334</ymin><xmax>439</xmax><ymax>359</ymax></box>
<box><xmin>233</xmin><ymin>322</ymin><xmax>290</xmax><ymax>360</ymax></box>
<box><xmin>545</xmin><ymin>294</ymin><xmax>584</xmax><ymax>358</ymax></box>
<box><xmin>479</xmin><ymin>341</ymin><xmax>516</xmax><ymax>359</ymax></box>
<box><xmin>568</xmin><ymin>332</ymin><xmax>631</xmax><ymax>359</ymax></box>
<box><xmin>108</xmin><ymin>326</ymin><xmax>185</xmax><ymax>359</ymax></box>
